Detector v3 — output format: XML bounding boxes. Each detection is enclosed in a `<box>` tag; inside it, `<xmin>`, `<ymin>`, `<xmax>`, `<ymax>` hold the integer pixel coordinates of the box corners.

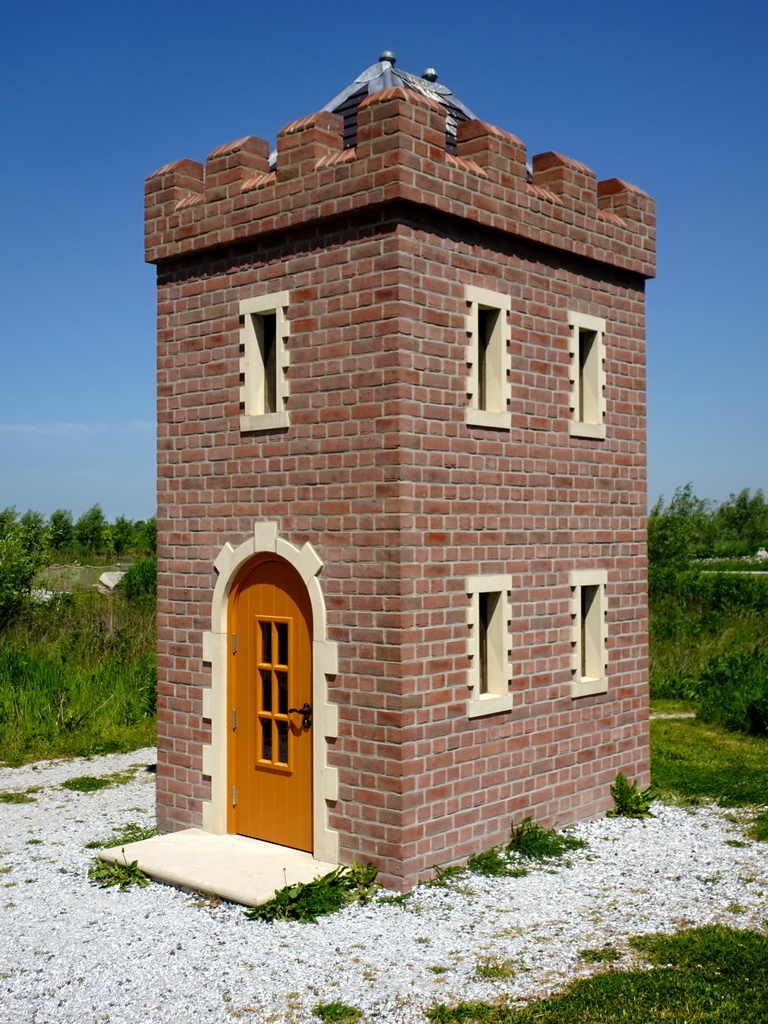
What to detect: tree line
<box><xmin>2</xmin><ymin>505</ymin><xmax>156</xmax><ymax>559</ymax></box>
<box><xmin>649</xmin><ymin>485</ymin><xmax>768</xmax><ymax>569</ymax></box>
<box><xmin>0</xmin><ymin>505</ymin><xmax>156</xmax><ymax>629</ymax></box>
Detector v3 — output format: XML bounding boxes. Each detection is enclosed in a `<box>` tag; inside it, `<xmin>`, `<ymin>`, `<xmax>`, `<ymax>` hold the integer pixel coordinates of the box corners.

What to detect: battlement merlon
<box><xmin>145</xmin><ymin>86</ymin><xmax>655</xmax><ymax>277</ymax></box>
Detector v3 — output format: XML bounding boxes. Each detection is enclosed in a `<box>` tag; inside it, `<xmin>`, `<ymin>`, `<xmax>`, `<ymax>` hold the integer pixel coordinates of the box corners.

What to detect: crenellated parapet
<box><xmin>145</xmin><ymin>86</ymin><xmax>655</xmax><ymax>277</ymax></box>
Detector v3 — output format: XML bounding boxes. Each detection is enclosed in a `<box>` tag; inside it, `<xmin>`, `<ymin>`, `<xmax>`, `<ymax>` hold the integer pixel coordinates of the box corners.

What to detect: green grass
<box><xmin>428</xmin><ymin>926</ymin><xmax>768</xmax><ymax>1022</ymax></box>
<box><xmin>649</xmin><ymin>570</ymin><xmax>768</xmax><ymax>700</ymax></box>
<box><xmin>312</xmin><ymin>1002</ymin><xmax>361</xmax><ymax>1023</ymax></box>
<box><xmin>696</xmin><ymin>560</ymin><xmax>768</xmax><ymax>572</ymax></box>
<box><xmin>747</xmin><ymin>811</ymin><xmax>768</xmax><ymax>841</ymax></box>
<box><xmin>0</xmin><ymin>591</ymin><xmax>155</xmax><ymax>765</ymax></box>
<box><xmin>650</xmin><ymin>697</ymin><xmax>695</xmax><ymax>716</ymax></box>
<box><xmin>0</xmin><ymin>787</ymin><xmax>41</xmax><ymax>804</ymax></box>
<box><xmin>650</xmin><ymin>717</ymin><xmax>768</xmax><ymax>806</ymax></box>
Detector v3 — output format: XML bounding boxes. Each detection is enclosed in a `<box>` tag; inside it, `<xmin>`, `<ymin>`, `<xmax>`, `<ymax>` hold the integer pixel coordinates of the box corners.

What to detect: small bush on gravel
<box><xmin>506</xmin><ymin>818</ymin><xmax>586</xmax><ymax>860</ymax></box>
<box><xmin>466</xmin><ymin>846</ymin><xmax>529</xmax><ymax>878</ymax></box>
<box><xmin>607</xmin><ymin>772</ymin><xmax>656</xmax><ymax>818</ymax></box>
<box><xmin>245</xmin><ymin>861</ymin><xmax>379</xmax><ymax>924</ymax></box>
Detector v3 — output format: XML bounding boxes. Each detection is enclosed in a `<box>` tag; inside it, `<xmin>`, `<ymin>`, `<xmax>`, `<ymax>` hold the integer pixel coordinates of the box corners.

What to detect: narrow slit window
<box><xmin>477</xmin><ymin>307</ymin><xmax>499</xmax><ymax>412</ymax></box>
<box><xmin>259</xmin><ymin>312</ymin><xmax>277</xmax><ymax>414</ymax></box>
<box><xmin>578</xmin><ymin>328</ymin><xmax>596</xmax><ymax>423</ymax></box>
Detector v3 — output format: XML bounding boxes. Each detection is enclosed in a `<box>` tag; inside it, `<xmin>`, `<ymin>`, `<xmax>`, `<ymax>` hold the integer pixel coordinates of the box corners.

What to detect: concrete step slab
<box><xmin>96</xmin><ymin>828</ymin><xmax>337</xmax><ymax>906</ymax></box>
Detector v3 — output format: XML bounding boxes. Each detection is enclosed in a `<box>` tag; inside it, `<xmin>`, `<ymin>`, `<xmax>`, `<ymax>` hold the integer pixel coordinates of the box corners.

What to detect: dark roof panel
<box><xmin>322</xmin><ymin>55</ymin><xmax>477</xmax><ymax>154</ymax></box>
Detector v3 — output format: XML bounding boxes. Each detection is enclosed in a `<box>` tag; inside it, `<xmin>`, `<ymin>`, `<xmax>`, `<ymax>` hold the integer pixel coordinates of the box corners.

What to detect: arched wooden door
<box><xmin>228</xmin><ymin>558</ymin><xmax>313</xmax><ymax>851</ymax></box>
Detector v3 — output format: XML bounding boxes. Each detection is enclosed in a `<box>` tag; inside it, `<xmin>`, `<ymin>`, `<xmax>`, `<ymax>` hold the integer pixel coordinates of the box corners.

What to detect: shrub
<box><xmin>607</xmin><ymin>772</ymin><xmax>656</xmax><ymax>818</ymax></box>
<box><xmin>506</xmin><ymin>817</ymin><xmax>586</xmax><ymax>860</ymax></box>
<box><xmin>697</xmin><ymin>644</ymin><xmax>768</xmax><ymax>736</ymax></box>
<box><xmin>121</xmin><ymin>557</ymin><xmax>157</xmax><ymax>604</ymax></box>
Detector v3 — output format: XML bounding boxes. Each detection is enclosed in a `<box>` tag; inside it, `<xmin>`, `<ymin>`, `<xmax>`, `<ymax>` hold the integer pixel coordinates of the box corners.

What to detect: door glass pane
<box><xmin>260</xmin><ymin>620</ymin><xmax>272</xmax><ymax>664</ymax></box>
<box><xmin>260</xmin><ymin>669</ymin><xmax>272</xmax><ymax>712</ymax></box>
<box><xmin>277</xmin><ymin>720</ymin><xmax>289</xmax><ymax>765</ymax></box>
<box><xmin>276</xmin><ymin>621</ymin><xmax>289</xmax><ymax>666</ymax></box>
<box><xmin>277</xmin><ymin>671</ymin><xmax>288</xmax><ymax>715</ymax></box>
<box><xmin>260</xmin><ymin>718</ymin><xmax>272</xmax><ymax>761</ymax></box>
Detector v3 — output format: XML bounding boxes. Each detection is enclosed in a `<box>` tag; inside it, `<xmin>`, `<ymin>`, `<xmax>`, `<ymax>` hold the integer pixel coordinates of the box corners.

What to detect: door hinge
<box><xmin>231</xmin><ymin>633</ymin><xmax>237</xmax><ymax>654</ymax></box>
<box><xmin>231</xmin><ymin>708</ymin><xmax>237</xmax><ymax>731</ymax></box>
<box><xmin>231</xmin><ymin>785</ymin><xmax>237</xmax><ymax>807</ymax></box>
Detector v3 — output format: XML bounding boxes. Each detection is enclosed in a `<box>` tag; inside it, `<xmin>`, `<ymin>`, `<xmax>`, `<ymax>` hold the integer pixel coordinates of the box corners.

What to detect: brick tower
<box><xmin>147</xmin><ymin>53</ymin><xmax>654</xmax><ymax>890</ymax></box>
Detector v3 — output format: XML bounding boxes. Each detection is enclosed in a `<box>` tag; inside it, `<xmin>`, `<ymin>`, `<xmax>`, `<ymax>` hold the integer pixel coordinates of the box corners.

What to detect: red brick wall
<box><xmin>150</xmin><ymin>86</ymin><xmax>654</xmax><ymax>889</ymax></box>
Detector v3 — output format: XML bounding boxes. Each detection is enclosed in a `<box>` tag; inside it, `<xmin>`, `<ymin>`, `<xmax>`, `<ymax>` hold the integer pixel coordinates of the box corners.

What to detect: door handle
<box><xmin>288</xmin><ymin>702</ymin><xmax>312</xmax><ymax>729</ymax></box>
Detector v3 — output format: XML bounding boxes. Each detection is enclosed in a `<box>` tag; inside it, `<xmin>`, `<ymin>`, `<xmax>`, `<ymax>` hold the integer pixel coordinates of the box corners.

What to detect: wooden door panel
<box><xmin>228</xmin><ymin>559</ymin><xmax>312</xmax><ymax>851</ymax></box>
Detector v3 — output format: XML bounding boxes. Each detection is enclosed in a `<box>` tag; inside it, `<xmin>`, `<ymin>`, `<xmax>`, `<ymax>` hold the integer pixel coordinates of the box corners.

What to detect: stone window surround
<box><xmin>465</xmin><ymin>573</ymin><xmax>514</xmax><ymax>718</ymax></box>
<box><xmin>569</xmin><ymin>568</ymin><xmax>608</xmax><ymax>698</ymax></box>
<box><xmin>464</xmin><ymin>284</ymin><xmax>512</xmax><ymax>430</ymax></box>
<box><xmin>567</xmin><ymin>309</ymin><xmax>607</xmax><ymax>440</ymax></box>
<box><xmin>239</xmin><ymin>291</ymin><xmax>291</xmax><ymax>432</ymax></box>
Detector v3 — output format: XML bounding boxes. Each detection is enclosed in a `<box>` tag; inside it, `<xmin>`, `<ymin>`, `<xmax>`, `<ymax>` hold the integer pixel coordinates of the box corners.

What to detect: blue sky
<box><xmin>1</xmin><ymin>0</ymin><xmax>765</xmax><ymax>521</ymax></box>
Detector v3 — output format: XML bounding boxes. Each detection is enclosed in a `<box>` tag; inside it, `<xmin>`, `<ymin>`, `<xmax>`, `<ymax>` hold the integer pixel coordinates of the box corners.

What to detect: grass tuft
<box><xmin>312</xmin><ymin>1002</ymin><xmax>361</xmax><ymax>1023</ymax></box>
<box><xmin>62</xmin><ymin>775</ymin><xmax>110</xmax><ymax>792</ymax></box>
<box><xmin>747</xmin><ymin>811</ymin><xmax>768</xmax><ymax>841</ymax></box>
<box><xmin>84</xmin><ymin>822</ymin><xmax>157</xmax><ymax>850</ymax></box>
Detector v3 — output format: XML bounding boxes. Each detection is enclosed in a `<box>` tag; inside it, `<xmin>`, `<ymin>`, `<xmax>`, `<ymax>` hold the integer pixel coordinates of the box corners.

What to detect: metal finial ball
<box><xmin>421</xmin><ymin>68</ymin><xmax>438</xmax><ymax>82</ymax></box>
<box><xmin>379</xmin><ymin>50</ymin><xmax>397</xmax><ymax>65</ymax></box>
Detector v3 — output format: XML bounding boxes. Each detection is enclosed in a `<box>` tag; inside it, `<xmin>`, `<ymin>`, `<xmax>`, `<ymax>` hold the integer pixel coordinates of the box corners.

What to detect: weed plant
<box><xmin>607</xmin><ymin>773</ymin><xmax>656</xmax><ymax>818</ymax></box>
<box><xmin>747</xmin><ymin>812</ymin><xmax>768</xmax><ymax>841</ymax></box>
<box><xmin>244</xmin><ymin>862</ymin><xmax>379</xmax><ymax>924</ymax></box>
<box><xmin>85</xmin><ymin>822</ymin><xmax>157</xmax><ymax>850</ymax></box>
<box><xmin>88</xmin><ymin>854</ymin><xmax>150</xmax><ymax>891</ymax></box>
<box><xmin>650</xmin><ymin>718</ymin><xmax>768</xmax><ymax>806</ymax></box>
<box><xmin>0</xmin><ymin>591</ymin><xmax>155</xmax><ymax>765</ymax></box>
<box><xmin>506</xmin><ymin>818</ymin><xmax>586</xmax><ymax>860</ymax></box>
<box><xmin>312</xmin><ymin>1002</ymin><xmax>361</xmax><ymax>1023</ymax></box>
<box><xmin>428</xmin><ymin>925</ymin><xmax>768</xmax><ymax>1022</ymax></box>
<box><xmin>466</xmin><ymin>846</ymin><xmax>529</xmax><ymax>878</ymax></box>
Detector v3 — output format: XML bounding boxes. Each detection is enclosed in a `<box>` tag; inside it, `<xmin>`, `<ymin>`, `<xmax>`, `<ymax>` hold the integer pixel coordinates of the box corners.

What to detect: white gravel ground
<box><xmin>0</xmin><ymin>748</ymin><xmax>766</xmax><ymax>1024</ymax></box>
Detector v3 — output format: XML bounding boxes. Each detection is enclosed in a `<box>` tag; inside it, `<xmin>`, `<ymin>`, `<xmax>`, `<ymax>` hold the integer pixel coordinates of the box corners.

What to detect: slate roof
<box><xmin>321</xmin><ymin>52</ymin><xmax>477</xmax><ymax>154</ymax></box>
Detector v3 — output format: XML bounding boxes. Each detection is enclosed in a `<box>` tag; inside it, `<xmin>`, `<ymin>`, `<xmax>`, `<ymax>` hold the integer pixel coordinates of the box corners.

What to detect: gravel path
<box><xmin>0</xmin><ymin>748</ymin><xmax>766</xmax><ymax>1023</ymax></box>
